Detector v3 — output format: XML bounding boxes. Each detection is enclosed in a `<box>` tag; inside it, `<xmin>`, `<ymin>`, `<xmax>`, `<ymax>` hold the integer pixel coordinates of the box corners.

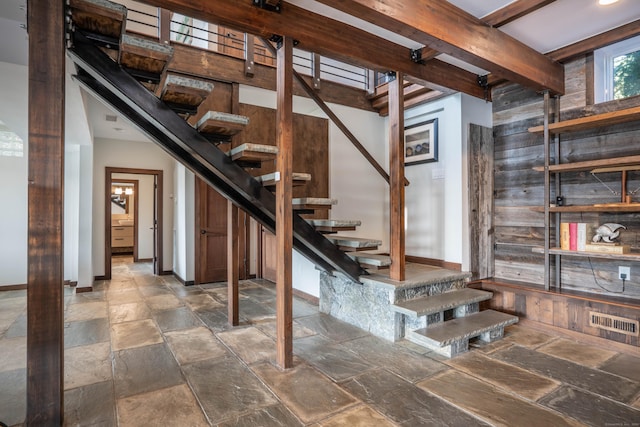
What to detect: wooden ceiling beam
<box><xmin>140</xmin><ymin>0</ymin><xmax>486</xmax><ymax>98</ymax></box>
<box><xmin>315</xmin><ymin>0</ymin><xmax>564</xmax><ymax>95</ymax></box>
<box><xmin>483</xmin><ymin>0</ymin><xmax>557</xmax><ymax>27</ymax></box>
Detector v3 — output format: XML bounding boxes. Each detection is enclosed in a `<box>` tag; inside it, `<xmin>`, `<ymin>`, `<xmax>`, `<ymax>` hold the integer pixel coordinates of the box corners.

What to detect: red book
<box><xmin>569</xmin><ymin>222</ymin><xmax>578</xmax><ymax>251</ymax></box>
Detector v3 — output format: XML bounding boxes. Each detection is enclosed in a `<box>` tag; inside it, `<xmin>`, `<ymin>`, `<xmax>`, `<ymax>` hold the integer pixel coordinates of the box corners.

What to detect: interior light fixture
<box><xmin>125</xmin><ymin>187</ymin><xmax>133</xmax><ymax>195</ymax></box>
<box><xmin>598</xmin><ymin>0</ymin><xmax>619</xmax><ymax>5</ymax></box>
<box><xmin>114</xmin><ymin>187</ymin><xmax>123</xmax><ymax>195</ymax></box>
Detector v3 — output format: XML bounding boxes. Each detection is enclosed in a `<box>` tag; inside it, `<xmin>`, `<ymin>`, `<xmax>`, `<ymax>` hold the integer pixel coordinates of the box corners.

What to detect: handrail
<box><xmin>259</xmin><ymin>37</ymin><xmax>408</xmax><ymax>187</ymax></box>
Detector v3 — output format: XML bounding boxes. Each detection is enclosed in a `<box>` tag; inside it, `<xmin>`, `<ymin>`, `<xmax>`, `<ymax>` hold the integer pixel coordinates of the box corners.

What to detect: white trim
<box><xmin>594</xmin><ymin>35</ymin><xmax>640</xmax><ymax>103</ymax></box>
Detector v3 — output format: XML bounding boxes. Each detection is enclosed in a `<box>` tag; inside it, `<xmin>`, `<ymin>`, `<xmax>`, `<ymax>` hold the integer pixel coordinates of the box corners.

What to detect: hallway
<box><xmin>1</xmin><ymin>257</ymin><xmax>639</xmax><ymax>426</ymax></box>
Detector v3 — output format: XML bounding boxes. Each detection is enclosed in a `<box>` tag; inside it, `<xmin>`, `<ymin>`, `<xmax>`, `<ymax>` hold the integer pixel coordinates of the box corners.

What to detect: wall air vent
<box><xmin>105</xmin><ymin>114</ymin><xmax>118</xmax><ymax>122</ymax></box>
<box><xmin>589</xmin><ymin>311</ymin><xmax>639</xmax><ymax>336</ymax></box>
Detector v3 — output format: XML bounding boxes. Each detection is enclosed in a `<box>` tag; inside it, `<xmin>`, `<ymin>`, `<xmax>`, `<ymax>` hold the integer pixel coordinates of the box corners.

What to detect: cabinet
<box><xmin>529</xmin><ymin>99</ymin><xmax>640</xmax><ymax>290</ymax></box>
<box><xmin>112</xmin><ymin>225</ymin><xmax>134</xmax><ymax>247</ymax></box>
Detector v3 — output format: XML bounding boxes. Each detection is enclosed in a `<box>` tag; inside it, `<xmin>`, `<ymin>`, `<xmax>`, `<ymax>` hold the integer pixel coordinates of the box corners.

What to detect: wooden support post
<box><xmin>312</xmin><ymin>53</ymin><xmax>321</xmax><ymax>90</ymax></box>
<box><xmin>388</xmin><ymin>72</ymin><xmax>405</xmax><ymax>281</ymax></box>
<box><xmin>276</xmin><ymin>36</ymin><xmax>294</xmax><ymax>369</ymax></box>
<box><xmin>227</xmin><ymin>200</ymin><xmax>239</xmax><ymax>325</ymax></box>
<box><xmin>244</xmin><ymin>33</ymin><xmax>255</xmax><ymax>77</ymax></box>
<box><xmin>159</xmin><ymin>9</ymin><xmax>171</xmax><ymax>43</ymax></box>
<box><xmin>27</xmin><ymin>0</ymin><xmax>65</xmax><ymax>424</ymax></box>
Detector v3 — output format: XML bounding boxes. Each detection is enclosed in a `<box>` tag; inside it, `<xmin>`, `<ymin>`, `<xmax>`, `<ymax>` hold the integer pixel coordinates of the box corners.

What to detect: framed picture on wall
<box><xmin>404</xmin><ymin>118</ymin><xmax>438</xmax><ymax>166</ymax></box>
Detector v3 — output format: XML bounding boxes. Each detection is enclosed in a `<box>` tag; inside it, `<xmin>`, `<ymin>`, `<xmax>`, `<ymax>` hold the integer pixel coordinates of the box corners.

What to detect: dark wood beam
<box><xmin>315</xmin><ymin>0</ymin><xmax>564</xmax><ymax>95</ymax></box>
<box><xmin>140</xmin><ymin>0</ymin><xmax>486</xmax><ymax>98</ymax></box>
<box><xmin>547</xmin><ymin>19</ymin><xmax>640</xmax><ymax>62</ymax></box>
<box><xmin>244</xmin><ymin>33</ymin><xmax>255</xmax><ymax>76</ymax></box>
<box><xmin>227</xmin><ymin>200</ymin><xmax>239</xmax><ymax>326</ymax></box>
<box><xmin>27</xmin><ymin>0</ymin><xmax>65</xmax><ymax>424</ymax></box>
<box><xmin>388</xmin><ymin>72</ymin><xmax>405</xmax><ymax>281</ymax></box>
<box><xmin>483</xmin><ymin>0</ymin><xmax>557</xmax><ymax>27</ymax></box>
<box><xmin>275</xmin><ymin>36</ymin><xmax>294</xmax><ymax>370</ymax></box>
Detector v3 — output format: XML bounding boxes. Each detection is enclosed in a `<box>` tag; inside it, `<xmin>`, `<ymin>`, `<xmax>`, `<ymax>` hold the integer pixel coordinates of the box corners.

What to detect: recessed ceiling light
<box><xmin>599</xmin><ymin>0</ymin><xmax>619</xmax><ymax>5</ymax></box>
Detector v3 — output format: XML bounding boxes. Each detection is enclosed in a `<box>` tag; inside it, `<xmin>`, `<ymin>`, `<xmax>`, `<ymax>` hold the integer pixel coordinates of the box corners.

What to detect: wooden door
<box><xmin>195</xmin><ymin>177</ymin><xmax>250</xmax><ymax>284</ymax></box>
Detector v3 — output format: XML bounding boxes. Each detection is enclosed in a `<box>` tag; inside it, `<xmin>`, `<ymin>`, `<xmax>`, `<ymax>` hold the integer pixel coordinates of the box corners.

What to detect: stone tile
<box><xmin>292</xmin><ymin>297</ymin><xmax>319</xmax><ymax>318</ymax></box>
<box><xmin>494</xmin><ymin>345</ymin><xmax>640</xmax><ymax>403</ymax></box>
<box><xmin>64</xmin><ymin>342</ymin><xmax>112</xmax><ymax>390</ymax></box>
<box><xmin>537</xmin><ymin>338</ymin><xmax>617</xmax><ymax>368</ymax></box>
<box><xmin>500</xmin><ymin>324</ymin><xmax>556</xmax><ymax>349</ymax></box>
<box><xmin>105</xmin><ymin>288</ymin><xmax>142</xmax><ymax>305</ymax></box>
<box><xmin>108</xmin><ymin>301</ymin><xmax>152</xmax><ymax>324</ymax></box>
<box><xmin>217</xmin><ymin>326</ymin><xmax>276</xmax><ymax>364</ymax></box>
<box><xmin>445</xmin><ymin>351</ymin><xmax>560</xmax><ymax>401</ymax></box>
<box><xmin>296</xmin><ymin>313</ymin><xmax>369</xmax><ymax>342</ymax></box>
<box><xmin>134</xmin><ymin>276</ymin><xmax>165</xmax><ymax>288</ymax></box>
<box><xmin>182</xmin><ymin>293</ymin><xmax>224</xmax><ymax>311</ymax></box>
<box><xmin>68</xmin><ymin>290</ymin><xmax>106</xmax><ymax>304</ymax></box>
<box><xmin>183</xmin><ymin>356</ymin><xmax>277</xmax><ymax>423</ymax></box>
<box><xmin>165</xmin><ymin>326</ymin><xmax>228</xmax><ymax>364</ymax></box>
<box><xmin>240</xmin><ymin>285</ymin><xmax>276</xmax><ymax>303</ymax></box>
<box><xmin>117</xmin><ymin>384</ymin><xmax>209</xmax><ymax>426</ymax></box>
<box><xmin>418</xmin><ymin>370</ymin><xmax>580</xmax><ymax>427</ymax></box>
<box><xmin>0</xmin><ymin>368</ymin><xmax>25</xmax><ymax>426</ymax></box>
<box><xmin>252</xmin><ymin>361</ymin><xmax>357</xmax><ymax>424</ymax></box>
<box><xmin>110</xmin><ymin>318</ymin><xmax>163</xmax><ymax>351</ymax></box>
<box><xmin>0</xmin><ymin>336</ymin><xmax>26</xmax><ymax>372</ymax></box>
<box><xmin>539</xmin><ymin>385</ymin><xmax>640</xmax><ymax>427</ymax></box>
<box><xmin>113</xmin><ymin>343</ymin><xmax>184</xmax><ymax>398</ymax></box>
<box><xmin>341</xmin><ymin>368</ymin><xmax>487</xmax><ymax>426</ymax></box>
<box><xmin>64</xmin><ymin>380</ymin><xmax>116</xmax><ymax>426</ymax></box>
<box><xmin>258</xmin><ymin>319</ymin><xmax>316</xmax><ymax>340</ymax></box>
<box><xmin>217</xmin><ymin>404</ymin><xmax>303</xmax><ymax>427</ymax></box>
<box><xmin>64</xmin><ymin>318</ymin><xmax>110</xmax><ymax>348</ymax></box>
<box><xmin>634</xmin><ymin>396</ymin><xmax>640</xmax><ymax>410</ymax></box>
<box><xmin>64</xmin><ymin>301</ymin><xmax>108</xmax><ymax>322</ymax></box>
<box><xmin>145</xmin><ymin>294</ymin><xmax>183</xmax><ymax>311</ymax></box>
<box><xmin>153</xmin><ymin>307</ymin><xmax>202</xmax><ymax>332</ymax></box>
<box><xmin>0</xmin><ymin>289</ymin><xmax>26</xmax><ymax>300</ymax></box>
<box><xmin>319</xmin><ymin>405</ymin><xmax>395</xmax><ymax>427</ymax></box>
<box><xmin>340</xmin><ymin>335</ymin><xmax>446</xmax><ymax>382</ymax></box>
<box><xmin>138</xmin><ymin>284</ymin><xmax>172</xmax><ymax>298</ymax></box>
<box><xmin>205</xmin><ymin>287</ymin><xmax>235</xmax><ymax>304</ymax></box>
<box><xmin>4</xmin><ymin>312</ymin><xmax>27</xmax><ymax>338</ymax></box>
<box><xmin>598</xmin><ymin>353</ymin><xmax>640</xmax><ymax>383</ymax></box>
<box><xmin>240</xmin><ymin>299</ymin><xmax>276</xmax><ymax>321</ymax></box>
<box><xmin>196</xmin><ymin>308</ymin><xmax>237</xmax><ymax>332</ymax></box>
<box><xmin>294</xmin><ymin>335</ymin><xmax>373</xmax><ymax>381</ymax></box>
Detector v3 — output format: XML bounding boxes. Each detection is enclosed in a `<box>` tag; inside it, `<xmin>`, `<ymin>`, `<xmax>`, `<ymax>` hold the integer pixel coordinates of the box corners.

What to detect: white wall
<box><xmin>93</xmin><ymin>138</ymin><xmax>175</xmax><ymax>276</ymax></box>
<box><xmin>0</xmin><ymin>62</ymin><xmax>28</xmax><ymax>286</ymax></box>
<box><xmin>173</xmin><ymin>162</ymin><xmax>195</xmax><ymax>282</ymax></box>
<box><xmin>240</xmin><ymin>85</ymin><xmax>387</xmax><ymax>297</ymax></box>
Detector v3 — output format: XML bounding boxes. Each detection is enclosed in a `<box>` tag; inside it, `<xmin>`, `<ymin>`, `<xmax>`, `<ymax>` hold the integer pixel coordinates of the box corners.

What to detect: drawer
<box><xmin>112</xmin><ymin>235</ymin><xmax>134</xmax><ymax>247</ymax></box>
<box><xmin>112</xmin><ymin>226</ymin><xmax>133</xmax><ymax>238</ymax></box>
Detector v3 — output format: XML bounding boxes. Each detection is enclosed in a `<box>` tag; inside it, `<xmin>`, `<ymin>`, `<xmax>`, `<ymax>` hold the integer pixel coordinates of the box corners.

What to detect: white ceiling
<box><xmin>0</xmin><ymin>0</ymin><xmax>638</xmax><ymax>141</ymax></box>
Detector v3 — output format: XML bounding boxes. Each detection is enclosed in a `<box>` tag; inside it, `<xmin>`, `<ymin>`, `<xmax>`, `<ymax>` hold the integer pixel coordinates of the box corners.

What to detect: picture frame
<box><xmin>404</xmin><ymin>118</ymin><xmax>438</xmax><ymax>166</ymax></box>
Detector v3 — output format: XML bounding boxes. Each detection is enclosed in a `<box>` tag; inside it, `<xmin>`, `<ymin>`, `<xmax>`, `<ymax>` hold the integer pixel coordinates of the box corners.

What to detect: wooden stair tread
<box><xmin>69</xmin><ymin>0</ymin><xmax>126</xmax><ymax>42</ymax></box>
<box><xmin>326</xmin><ymin>235</ymin><xmax>381</xmax><ymax>248</ymax></box>
<box><xmin>347</xmin><ymin>252</ymin><xmax>391</xmax><ymax>267</ymax></box>
<box><xmin>392</xmin><ymin>288</ymin><xmax>493</xmax><ymax>317</ymax></box>
<box><xmin>196</xmin><ymin>111</ymin><xmax>250</xmax><ymax>136</ymax></box>
<box><xmin>258</xmin><ymin>172</ymin><xmax>311</xmax><ymax>187</ymax></box>
<box><xmin>160</xmin><ymin>75</ymin><xmax>214</xmax><ymax>112</ymax></box>
<box><xmin>309</xmin><ymin>219</ymin><xmax>361</xmax><ymax>227</ymax></box>
<box><xmin>118</xmin><ymin>35</ymin><xmax>173</xmax><ymax>82</ymax></box>
<box><xmin>227</xmin><ymin>143</ymin><xmax>278</xmax><ymax>162</ymax></box>
<box><xmin>408</xmin><ymin>310</ymin><xmax>518</xmax><ymax>347</ymax></box>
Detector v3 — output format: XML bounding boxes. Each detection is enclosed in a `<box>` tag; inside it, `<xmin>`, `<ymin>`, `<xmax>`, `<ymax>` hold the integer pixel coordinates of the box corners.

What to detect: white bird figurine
<box><xmin>592</xmin><ymin>223</ymin><xmax>626</xmax><ymax>243</ymax></box>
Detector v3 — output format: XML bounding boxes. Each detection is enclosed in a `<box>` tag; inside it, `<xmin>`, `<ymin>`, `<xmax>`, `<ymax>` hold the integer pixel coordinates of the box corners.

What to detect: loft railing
<box><xmin>118</xmin><ymin>1</ymin><xmax>371</xmax><ymax>91</ymax></box>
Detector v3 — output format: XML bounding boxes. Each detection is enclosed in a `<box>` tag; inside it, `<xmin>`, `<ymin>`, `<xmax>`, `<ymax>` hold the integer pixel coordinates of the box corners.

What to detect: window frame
<box><xmin>594</xmin><ymin>35</ymin><xmax>640</xmax><ymax>103</ymax></box>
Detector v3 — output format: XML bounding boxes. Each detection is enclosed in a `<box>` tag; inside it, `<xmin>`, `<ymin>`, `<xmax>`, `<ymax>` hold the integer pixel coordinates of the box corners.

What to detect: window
<box><xmin>594</xmin><ymin>35</ymin><xmax>640</xmax><ymax>103</ymax></box>
<box><xmin>0</xmin><ymin>120</ymin><xmax>24</xmax><ymax>158</ymax></box>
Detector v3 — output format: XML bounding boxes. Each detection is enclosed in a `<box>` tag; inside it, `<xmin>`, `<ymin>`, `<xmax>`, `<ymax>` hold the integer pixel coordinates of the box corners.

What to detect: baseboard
<box><xmin>0</xmin><ymin>283</ymin><xmax>27</xmax><ymax>291</ymax></box>
<box><xmin>173</xmin><ymin>272</ymin><xmax>195</xmax><ymax>287</ymax></box>
<box><xmin>137</xmin><ymin>258</ymin><xmax>153</xmax><ymax>262</ymax></box>
<box><xmin>406</xmin><ymin>255</ymin><xmax>461</xmax><ymax>271</ymax></box>
<box><xmin>293</xmin><ymin>288</ymin><xmax>319</xmax><ymax>306</ymax></box>
<box><xmin>161</xmin><ymin>270</ymin><xmax>173</xmax><ymax>276</ymax></box>
<box><xmin>75</xmin><ymin>286</ymin><xmax>94</xmax><ymax>294</ymax></box>
<box><xmin>67</xmin><ymin>281</ymin><xmax>78</xmax><ymax>288</ymax></box>
<box><xmin>94</xmin><ymin>275</ymin><xmax>107</xmax><ymax>281</ymax></box>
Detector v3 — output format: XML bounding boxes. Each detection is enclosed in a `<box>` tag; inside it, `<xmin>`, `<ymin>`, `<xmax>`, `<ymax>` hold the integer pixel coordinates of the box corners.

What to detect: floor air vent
<box><xmin>589</xmin><ymin>312</ymin><xmax>639</xmax><ymax>336</ymax></box>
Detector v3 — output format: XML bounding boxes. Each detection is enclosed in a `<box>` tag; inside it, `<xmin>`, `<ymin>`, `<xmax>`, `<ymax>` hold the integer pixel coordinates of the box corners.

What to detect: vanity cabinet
<box><xmin>112</xmin><ymin>225</ymin><xmax>134</xmax><ymax>247</ymax></box>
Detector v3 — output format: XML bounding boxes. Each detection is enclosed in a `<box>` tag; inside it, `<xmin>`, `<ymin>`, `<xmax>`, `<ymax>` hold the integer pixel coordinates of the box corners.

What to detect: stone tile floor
<box><xmin>1</xmin><ymin>256</ymin><xmax>640</xmax><ymax>426</ymax></box>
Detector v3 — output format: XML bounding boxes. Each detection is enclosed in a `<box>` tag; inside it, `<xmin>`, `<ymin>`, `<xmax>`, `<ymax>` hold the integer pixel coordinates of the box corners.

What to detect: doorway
<box><xmin>105</xmin><ymin>167</ymin><xmax>164</xmax><ymax>280</ymax></box>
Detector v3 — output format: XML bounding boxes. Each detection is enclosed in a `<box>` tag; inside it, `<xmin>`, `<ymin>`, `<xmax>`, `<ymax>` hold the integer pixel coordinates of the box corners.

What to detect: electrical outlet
<box><xmin>619</xmin><ymin>266</ymin><xmax>631</xmax><ymax>280</ymax></box>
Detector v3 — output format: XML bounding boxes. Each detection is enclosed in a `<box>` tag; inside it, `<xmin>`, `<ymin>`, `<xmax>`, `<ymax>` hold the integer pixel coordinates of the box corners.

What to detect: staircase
<box><xmin>67</xmin><ymin>0</ymin><xmax>372</xmax><ymax>282</ymax></box>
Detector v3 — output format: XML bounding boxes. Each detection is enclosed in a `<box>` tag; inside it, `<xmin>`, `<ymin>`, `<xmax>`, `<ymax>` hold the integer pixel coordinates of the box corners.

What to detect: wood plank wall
<box><xmin>492</xmin><ymin>55</ymin><xmax>640</xmax><ymax>301</ymax></box>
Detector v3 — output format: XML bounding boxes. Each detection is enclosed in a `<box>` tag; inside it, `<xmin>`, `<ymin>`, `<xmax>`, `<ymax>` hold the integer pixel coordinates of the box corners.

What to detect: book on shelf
<box><xmin>569</xmin><ymin>223</ymin><xmax>578</xmax><ymax>251</ymax></box>
<box><xmin>577</xmin><ymin>223</ymin><xmax>589</xmax><ymax>252</ymax></box>
<box><xmin>561</xmin><ymin>222</ymin><xmax>591</xmax><ymax>251</ymax></box>
<box><xmin>584</xmin><ymin>244</ymin><xmax>631</xmax><ymax>254</ymax></box>
<box><xmin>560</xmin><ymin>222</ymin><xmax>570</xmax><ymax>250</ymax></box>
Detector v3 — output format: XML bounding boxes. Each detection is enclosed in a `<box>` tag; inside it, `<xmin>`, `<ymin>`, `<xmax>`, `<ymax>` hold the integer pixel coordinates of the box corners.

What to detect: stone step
<box><xmin>226</xmin><ymin>143</ymin><xmax>277</xmax><ymax>168</ymax></box>
<box><xmin>196</xmin><ymin>111</ymin><xmax>250</xmax><ymax>140</ymax></box>
<box><xmin>309</xmin><ymin>219</ymin><xmax>361</xmax><ymax>233</ymax></box>
<box><xmin>292</xmin><ymin>198</ymin><xmax>337</xmax><ymax>212</ymax></box>
<box><xmin>118</xmin><ymin>35</ymin><xmax>173</xmax><ymax>89</ymax></box>
<box><xmin>346</xmin><ymin>252</ymin><xmax>391</xmax><ymax>268</ymax></box>
<box><xmin>258</xmin><ymin>172</ymin><xmax>311</xmax><ymax>189</ymax></box>
<box><xmin>392</xmin><ymin>288</ymin><xmax>493</xmax><ymax>318</ymax></box>
<box><xmin>69</xmin><ymin>0</ymin><xmax>127</xmax><ymax>48</ymax></box>
<box><xmin>326</xmin><ymin>235</ymin><xmax>381</xmax><ymax>251</ymax></box>
<box><xmin>406</xmin><ymin>310</ymin><xmax>518</xmax><ymax>358</ymax></box>
<box><xmin>160</xmin><ymin>74</ymin><xmax>214</xmax><ymax>117</ymax></box>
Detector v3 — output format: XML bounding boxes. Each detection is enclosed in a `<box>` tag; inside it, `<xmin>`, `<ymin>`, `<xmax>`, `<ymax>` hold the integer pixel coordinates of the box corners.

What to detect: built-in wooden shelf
<box><xmin>528</xmin><ymin>105</ymin><xmax>640</xmax><ymax>134</ymax></box>
<box><xmin>530</xmin><ymin>204</ymin><xmax>640</xmax><ymax>213</ymax></box>
<box><xmin>532</xmin><ymin>246</ymin><xmax>640</xmax><ymax>261</ymax></box>
<box><xmin>532</xmin><ymin>155</ymin><xmax>640</xmax><ymax>173</ymax></box>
